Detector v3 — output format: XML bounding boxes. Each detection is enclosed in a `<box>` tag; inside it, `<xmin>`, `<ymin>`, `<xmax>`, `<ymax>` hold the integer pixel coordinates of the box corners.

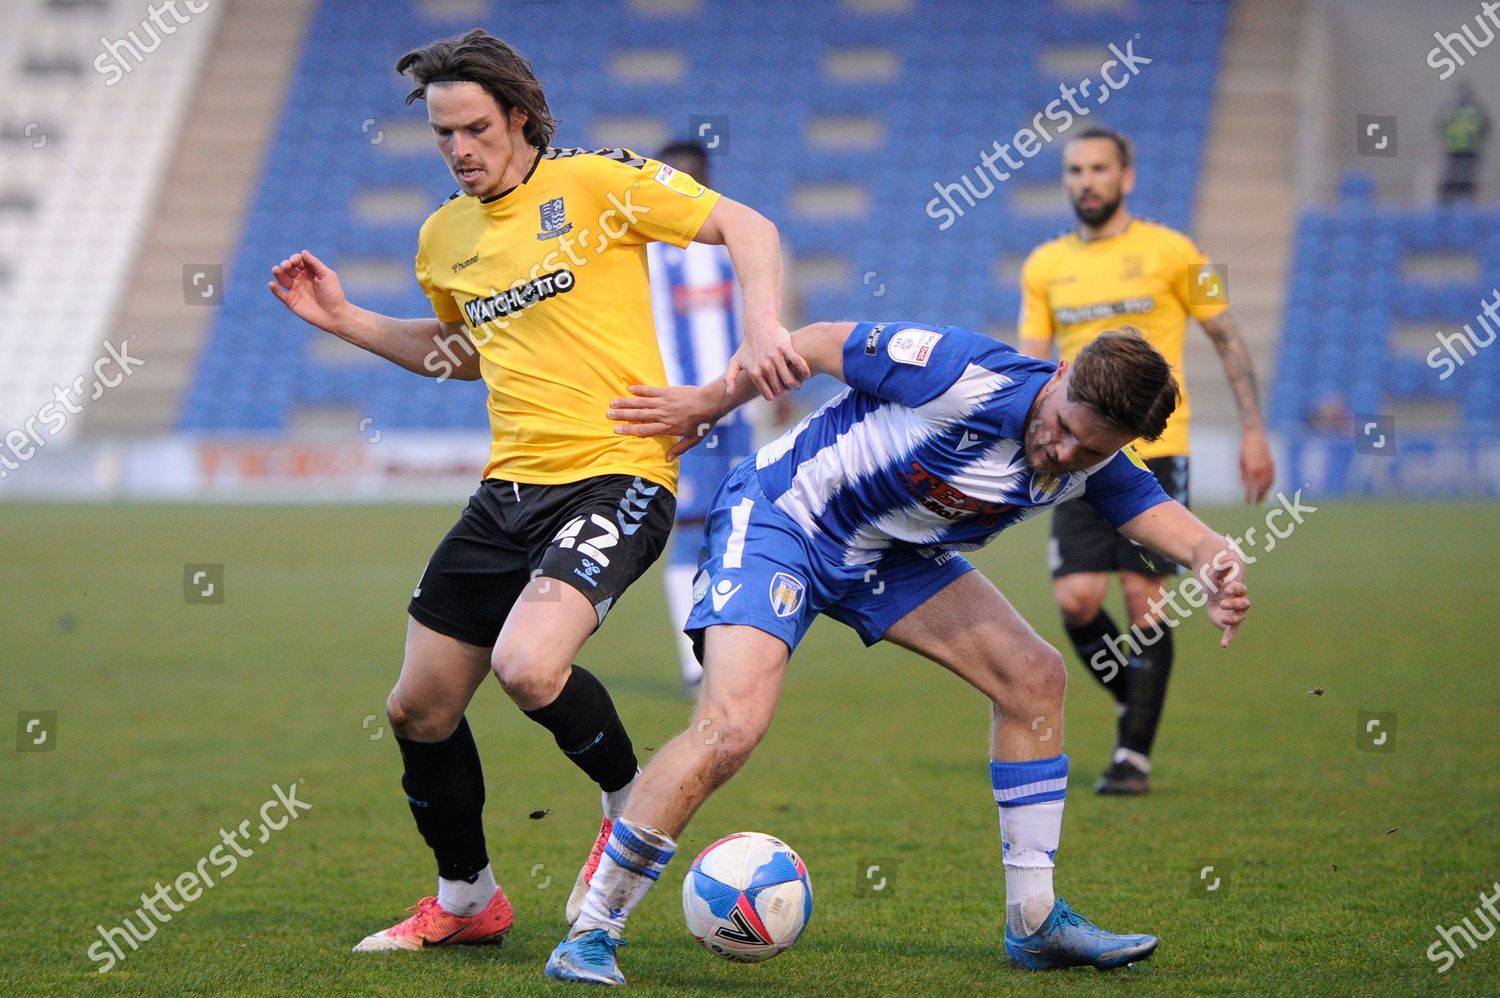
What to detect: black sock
<box><xmin>1064</xmin><ymin>610</ymin><xmax>1131</xmax><ymax>704</ymax></box>
<box><xmin>523</xmin><ymin>665</ymin><xmax>638</xmax><ymax>793</ymax></box>
<box><xmin>397</xmin><ymin>715</ymin><xmax>488</xmax><ymax>882</ymax></box>
<box><xmin>1119</xmin><ymin>624</ymin><xmax>1174</xmax><ymax>758</ymax></box>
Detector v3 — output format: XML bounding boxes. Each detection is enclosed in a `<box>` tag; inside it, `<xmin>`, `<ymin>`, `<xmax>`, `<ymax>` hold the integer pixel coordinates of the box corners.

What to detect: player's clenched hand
<box><xmin>268</xmin><ymin>250</ymin><xmax>349</xmax><ymax>333</ymax></box>
<box><xmin>609</xmin><ymin>385</ymin><xmax>721</xmax><ymax>459</ymax></box>
<box><xmin>726</xmin><ymin>321</ymin><xmax>809</xmax><ymax>401</ymax></box>
<box><xmin>1240</xmin><ymin>428</ymin><xmax>1275</xmax><ymax>504</ymax></box>
<box><xmin>1202</xmin><ymin>548</ymin><xmax>1250</xmax><ymax>647</ymax></box>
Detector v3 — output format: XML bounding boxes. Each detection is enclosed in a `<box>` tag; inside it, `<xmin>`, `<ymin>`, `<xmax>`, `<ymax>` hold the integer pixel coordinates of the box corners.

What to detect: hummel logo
<box><xmin>957</xmin><ymin>430</ymin><xmax>985</xmax><ymax>452</ymax></box>
<box><xmin>423</xmin><ymin>925</ymin><xmax>468</xmax><ymax>947</ymax></box>
<box><xmin>711</xmin><ymin>578</ymin><xmax>741</xmax><ymax>611</ymax></box>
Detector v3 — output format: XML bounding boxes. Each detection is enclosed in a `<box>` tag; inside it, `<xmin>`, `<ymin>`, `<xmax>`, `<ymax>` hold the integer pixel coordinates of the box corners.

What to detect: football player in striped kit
<box><xmin>544</xmin><ymin>321</ymin><xmax>1251</xmax><ymax>984</ymax></box>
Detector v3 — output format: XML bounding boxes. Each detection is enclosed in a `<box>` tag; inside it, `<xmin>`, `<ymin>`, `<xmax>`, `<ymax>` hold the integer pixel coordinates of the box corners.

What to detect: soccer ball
<box><xmin>682</xmin><ymin>831</ymin><xmax>812</xmax><ymax>963</ymax></box>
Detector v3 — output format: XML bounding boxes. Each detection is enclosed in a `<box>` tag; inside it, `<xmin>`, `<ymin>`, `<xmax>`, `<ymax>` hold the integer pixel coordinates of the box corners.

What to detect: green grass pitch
<box><xmin>3</xmin><ymin>501</ymin><xmax>1498</xmax><ymax>996</ymax></box>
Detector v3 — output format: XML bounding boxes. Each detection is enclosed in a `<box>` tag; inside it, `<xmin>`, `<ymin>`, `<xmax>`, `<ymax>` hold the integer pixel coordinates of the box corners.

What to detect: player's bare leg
<box><xmin>547</xmin><ymin>625</ymin><xmax>788</xmax><ymax>985</ymax></box>
<box><xmin>388</xmin><ymin>618</ymin><xmax>492</xmax><ymax>740</ymax></box>
<box><xmin>1054</xmin><ymin>571</ymin><xmax>1109</xmax><ymax>631</ymax></box>
<box><xmin>621</xmin><ymin>624</ymin><xmax>788</xmax><ymax>836</ymax></box>
<box><xmin>354</xmin><ymin>619</ymin><xmax>514</xmax><ymax>951</ymax></box>
<box><xmin>883</xmin><ymin>571</ymin><xmax>1157</xmax><ymax>970</ymax></box>
<box><xmin>492</xmin><ymin>577</ymin><xmax>647</xmax><ymax>925</ymax></box>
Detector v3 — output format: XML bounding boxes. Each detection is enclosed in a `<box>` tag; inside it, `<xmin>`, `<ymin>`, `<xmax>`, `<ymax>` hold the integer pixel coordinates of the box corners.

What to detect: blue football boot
<box><xmin>1005</xmin><ymin>897</ymin><xmax>1158</xmax><ymax>970</ymax></box>
<box><xmin>545</xmin><ymin>928</ymin><xmax>626</xmax><ymax>986</ymax></box>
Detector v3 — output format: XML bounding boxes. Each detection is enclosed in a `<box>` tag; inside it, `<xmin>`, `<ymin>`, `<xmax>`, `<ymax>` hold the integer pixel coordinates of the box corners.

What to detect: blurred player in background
<box><xmin>1019</xmin><ymin>127</ymin><xmax>1274</xmax><ymax>795</ymax></box>
<box><xmin>647</xmin><ymin>140</ymin><xmax>792</xmax><ymax>695</ymax></box>
<box><xmin>546</xmin><ymin>320</ymin><xmax>1251</xmax><ymax>985</ymax></box>
<box><xmin>268</xmin><ymin>29</ymin><xmax>806</xmax><ymax>952</ymax></box>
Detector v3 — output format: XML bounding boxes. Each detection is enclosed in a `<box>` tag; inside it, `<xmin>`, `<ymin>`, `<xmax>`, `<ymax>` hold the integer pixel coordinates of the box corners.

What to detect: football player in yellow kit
<box><xmin>268</xmin><ymin>29</ymin><xmax>807</xmax><ymax>951</ymax></box>
<box><xmin>1019</xmin><ymin>127</ymin><xmax>1273</xmax><ymax>794</ymax></box>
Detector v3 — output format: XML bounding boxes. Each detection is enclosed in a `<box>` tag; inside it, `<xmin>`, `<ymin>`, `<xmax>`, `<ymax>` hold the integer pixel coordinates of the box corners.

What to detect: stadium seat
<box><xmin>181</xmin><ymin>0</ymin><xmax>1230</xmax><ymax>431</ymax></box>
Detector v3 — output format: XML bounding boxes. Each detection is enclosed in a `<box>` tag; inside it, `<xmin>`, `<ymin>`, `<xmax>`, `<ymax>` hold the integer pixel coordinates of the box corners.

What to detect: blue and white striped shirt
<box><xmin>648</xmin><ymin>241</ymin><xmax>746</xmax><ymax>429</ymax></box>
<box><xmin>754</xmin><ymin>322</ymin><xmax>1169</xmax><ymax>566</ymax></box>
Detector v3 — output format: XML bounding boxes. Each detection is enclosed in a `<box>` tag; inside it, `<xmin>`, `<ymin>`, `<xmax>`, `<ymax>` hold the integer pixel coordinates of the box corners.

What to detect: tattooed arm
<box><xmin>1199</xmin><ymin>310</ymin><xmax>1274</xmax><ymax>502</ymax></box>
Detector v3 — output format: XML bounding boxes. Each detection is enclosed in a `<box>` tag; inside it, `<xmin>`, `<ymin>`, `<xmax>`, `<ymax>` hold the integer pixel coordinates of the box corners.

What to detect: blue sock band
<box><xmin>991</xmin><ymin>754</ymin><xmax>1069</xmax><ymax>808</ymax></box>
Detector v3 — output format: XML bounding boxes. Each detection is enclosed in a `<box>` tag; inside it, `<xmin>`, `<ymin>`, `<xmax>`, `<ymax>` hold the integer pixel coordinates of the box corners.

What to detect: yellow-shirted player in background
<box><xmin>1019</xmin><ymin>127</ymin><xmax>1273</xmax><ymax>795</ymax></box>
<box><xmin>268</xmin><ymin>29</ymin><xmax>808</xmax><ymax>955</ymax></box>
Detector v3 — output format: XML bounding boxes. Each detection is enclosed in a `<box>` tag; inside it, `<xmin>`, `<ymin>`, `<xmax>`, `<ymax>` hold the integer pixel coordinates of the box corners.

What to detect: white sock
<box><xmin>991</xmin><ymin>756</ymin><xmax>1068</xmax><ymax>935</ymax></box>
<box><xmin>1112</xmin><ymin>747</ymin><xmax>1151</xmax><ymax>772</ymax></box>
<box><xmin>573</xmin><ymin>818</ymin><xmax>676</xmax><ymax>938</ymax></box>
<box><xmin>437</xmin><ymin>863</ymin><xmax>496</xmax><ymax>917</ymax></box>
<box><xmin>1005</xmin><ymin>864</ymin><xmax>1056</xmax><ymax>936</ymax></box>
<box><xmin>664</xmin><ymin>564</ymin><xmax>703</xmax><ymax>685</ymax></box>
<box><xmin>602</xmin><ymin>769</ymin><xmax>640</xmax><ymax>822</ymax></box>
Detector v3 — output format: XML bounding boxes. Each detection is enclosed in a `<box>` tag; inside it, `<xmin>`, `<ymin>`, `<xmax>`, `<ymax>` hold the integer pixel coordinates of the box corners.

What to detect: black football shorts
<box><xmin>409</xmin><ymin>474</ymin><xmax>675</xmax><ymax>648</ymax></box>
<box><xmin>1049</xmin><ymin>456</ymin><xmax>1189</xmax><ymax>578</ymax></box>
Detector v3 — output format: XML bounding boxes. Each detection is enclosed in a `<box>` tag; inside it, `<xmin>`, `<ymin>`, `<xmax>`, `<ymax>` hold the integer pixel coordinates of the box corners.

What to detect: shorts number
<box><xmin>555</xmin><ymin>514</ymin><xmax>620</xmax><ymax>567</ymax></box>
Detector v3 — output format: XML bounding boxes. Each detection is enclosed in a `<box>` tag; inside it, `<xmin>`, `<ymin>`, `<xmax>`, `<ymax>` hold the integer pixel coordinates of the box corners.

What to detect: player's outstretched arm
<box><xmin>268</xmin><ymin>250</ymin><xmax>481</xmax><ymax>381</ymax></box>
<box><xmin>695</xmin><ymin>198</ymin><xmax>811</xmax><ymax>400</ymax></box>
<box><xmin>609</xmin><ymin>321</ymin><xmax>853</xmax><ymax>457</ymax></box>
<box><xmin>1118</xmin><ymin>499</ymin><xmax>1250</xmax><ymax>647</ymax></box>
<box><xmin>1199</xmin><ymin>310</ymin><xmax>1274</xmax><ymax>503</ymax></box>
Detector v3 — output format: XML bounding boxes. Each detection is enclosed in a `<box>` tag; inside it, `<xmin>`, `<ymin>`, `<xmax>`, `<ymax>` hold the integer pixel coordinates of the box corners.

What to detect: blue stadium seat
<box><xmin>181</xmin><ymin>0</ymin><xmax>1231</xmax><ymax>433</ymax></box>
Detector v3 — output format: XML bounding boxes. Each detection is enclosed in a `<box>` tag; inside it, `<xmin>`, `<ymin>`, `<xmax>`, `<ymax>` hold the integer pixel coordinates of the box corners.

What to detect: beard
<box><xmin>1071</xmin><ymin>191</ymin><xmax>1122</xmax><ymax>227</ymax></box>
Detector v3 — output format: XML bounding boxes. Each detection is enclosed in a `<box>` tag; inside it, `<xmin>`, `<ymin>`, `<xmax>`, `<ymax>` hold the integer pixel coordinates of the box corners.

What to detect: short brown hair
<box><xmin>396</xmin><ymin>29</ymin><xmax>556</xmax><ymax>148</ymax></box>
<box><xmin>1067</xmin><ymin>329</ymin><xmax>1179</xmax><ymax>441</ymax></box>
<box><xmin>1066</xmin><ymin>126</ymin><xmax>1133</xmax><ymax>170</ymax></box>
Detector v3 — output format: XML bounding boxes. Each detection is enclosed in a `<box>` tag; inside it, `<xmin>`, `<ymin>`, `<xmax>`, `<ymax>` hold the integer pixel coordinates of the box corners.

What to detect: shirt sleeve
<box><xmin>1081</xmin><ymin>447</ymin><xmax>1173</xmax><ymax>528</ymax></box>
<box><xmin>414</xmin><ymin>241</ymin><xmax>462</xmax><ymax>324</ymax></box>
<box><xmin>839</xmin><ymin>322</ymin><xmax>979</xmax><ymax>407</ymax></box>
<box><xmin>1170</xmin><ymin>233</ymin><xmax>1229</xmax><ymax>323</ymax></box>
<box><xmin>1017</xmin><ymin>252</ymin><xmax>1055</xmax><ymax>347</ymax></box>
<box><xmin>590</xmin><ymin>152</ymin><xmax>722</xmax><ymax>248</ymax></box>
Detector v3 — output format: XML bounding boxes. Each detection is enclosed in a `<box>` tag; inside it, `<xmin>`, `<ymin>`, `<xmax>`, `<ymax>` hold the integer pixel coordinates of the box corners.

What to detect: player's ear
<box><xmin>1036</xmin><ymin>361</ymin><xmax>1066</xmax><ymax>401</ymax></box>
<box><xmin>1120</xmin><ymin>166</ymin><xmax>1136</xmax><ymax>197</ymax></box>
<box><xmin>508</xmin><ymin>106</ymin><xmax>529</xmax><ymax>133</ymax></box>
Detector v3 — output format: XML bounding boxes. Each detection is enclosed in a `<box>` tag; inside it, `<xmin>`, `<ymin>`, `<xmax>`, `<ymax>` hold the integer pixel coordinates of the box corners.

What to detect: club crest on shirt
<box><xmin>768</xmin><ymin>572</ymin><xmax>806</xmax><ymax>618</ymax></box>
<box><xmin>1029</xmin><ymin>472</ymin><xmax>1071</xmax><ymax>504</ymax></box>
<box><xmin>536</xmin><ymin>197</ymin><xmax>574</xmax><ymax>240</ymax></box>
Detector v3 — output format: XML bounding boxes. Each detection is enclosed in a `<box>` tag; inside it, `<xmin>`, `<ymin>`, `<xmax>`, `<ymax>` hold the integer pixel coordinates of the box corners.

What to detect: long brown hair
<box><xmin>396</xmin><ymin>29</ymin><xmax>556</xmax><ymax>148</ymax></box>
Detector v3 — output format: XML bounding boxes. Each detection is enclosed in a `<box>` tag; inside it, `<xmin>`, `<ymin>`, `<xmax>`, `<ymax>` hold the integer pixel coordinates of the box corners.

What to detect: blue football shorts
<box><xmin>684</xmin><ymin>459</ymin><xmax>975</xmax><ymax>656</ymax></box>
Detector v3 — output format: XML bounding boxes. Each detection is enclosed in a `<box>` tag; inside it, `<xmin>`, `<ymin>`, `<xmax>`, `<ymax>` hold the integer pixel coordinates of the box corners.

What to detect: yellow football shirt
<box><xmin>415</xmin><ymin>147</ymin><xmax>723</xmax><ymax>489</ymax></box>
<box><xmin>1018</xmin><ymin>218</ymin><xmax>1226</xmax><ymax>458</ymax></box>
